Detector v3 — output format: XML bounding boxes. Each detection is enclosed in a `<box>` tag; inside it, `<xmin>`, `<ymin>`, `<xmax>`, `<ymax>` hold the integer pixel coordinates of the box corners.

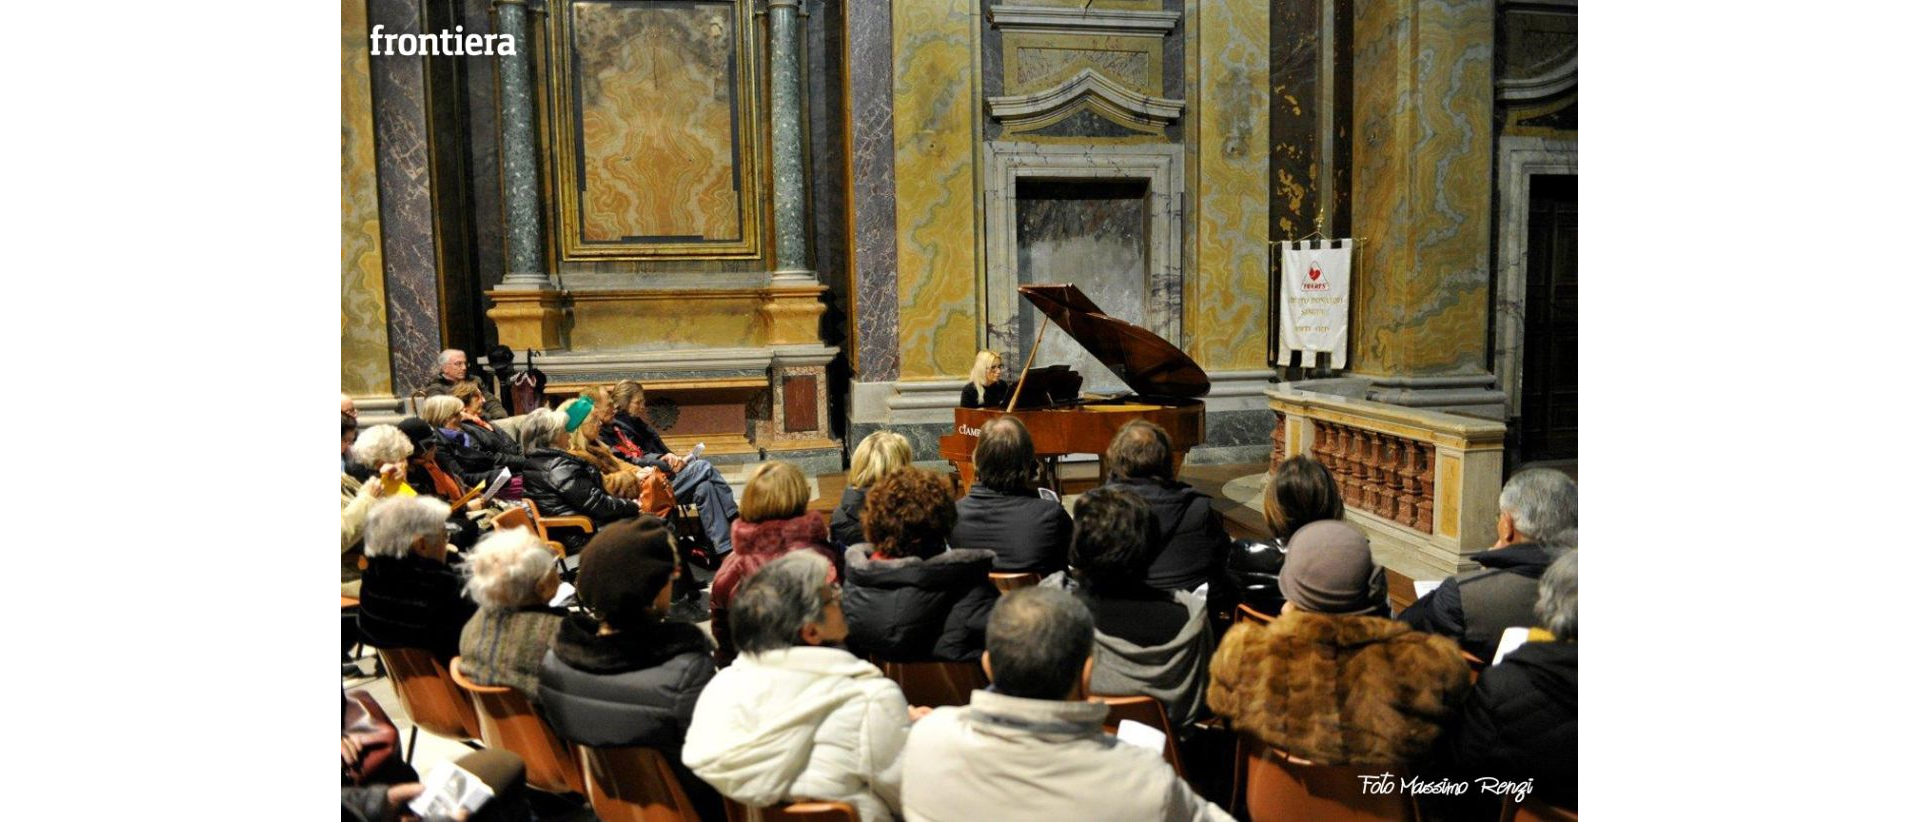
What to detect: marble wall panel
<box><xmin>1011</xmin><ymin>45</ymin><xmax>1151</xmax><ymax>95</ymax></box>
<box><xmin>566</xmin><ymin>293</ymin><xmax>764</xmax><ymax>351</ymax></box>
<box><xmin>370</xmin><ymin>0</ymin><xmax>444</xmax><ymax>393</ymax></box>
<box><xmin>848</xmin><ymin>0</ymin><xmax>899</xmax><ymax>381</ymax></box>
<box><xmin>573</xmin><ymin>1</ymin><xmax>742</xmax><ymax>243</ymax></box>
<box><xmin>343</xmin><ymin>0</ymin><xmax>393</xmax><ymax>397</ymax></box>
<box><xmin>460</xmin><ymin>0</ymin><xmax>503</xmax><ymax>294</ymax></box>
<box><xmin>1188</xmin><ymin>0</ymin><xmax>1269</xmax><ymax>371</ymax></box>
<box><xmin>1015</xmin><ymin>180</ymin><xmax>1148</xmax><ymax>395</ymax></box>
<box><xmin>892</xmin><ymin>0</ymin><xmax>979</xmax><ymax>379</ymax></box>
<box><xmin>1348</xmin><ymin>0</ymin><xmax>1494</xmax><ymax>377</ymax></box>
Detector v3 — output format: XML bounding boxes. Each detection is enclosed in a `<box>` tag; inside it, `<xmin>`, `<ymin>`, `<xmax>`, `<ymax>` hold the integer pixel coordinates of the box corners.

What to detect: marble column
<box><xmin>493</xmin><ymin>0</ymin><xmax>547</xmax><ymax>289</ymax></box>
<box><xmin>768</xmin><ymin>0</ymin><xmax>813</xmax><ymax>282</ymax></box>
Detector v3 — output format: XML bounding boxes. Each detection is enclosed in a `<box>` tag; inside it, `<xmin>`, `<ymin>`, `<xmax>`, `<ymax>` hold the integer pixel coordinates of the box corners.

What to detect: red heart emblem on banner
<box><xmin>1309</xmin><ymin>265</ymin><xmax>1322</xmax><ymax>281</ymax></box>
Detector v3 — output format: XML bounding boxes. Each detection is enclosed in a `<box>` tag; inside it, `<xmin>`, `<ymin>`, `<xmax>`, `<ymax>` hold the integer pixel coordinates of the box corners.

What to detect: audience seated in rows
<box><xmin>948</xmin><ymin>416</ymin><xmax>1073</xmax><ymax>574</ymax></box>
<box><xmin>451</xmin><ymin>380</ymin><xmax>523</xmax><ymax>466</ymax></box>
<box><xmin>516</xmin><ymin>407</ymin><xmax>642</xmax><ymax>554</ymax></box>
<box><xmin>603</xmin><ymin>379</ymin><xmax>740</xmax><ymax>555</ymax></box>
<box><xmin>1208</xmin><ymin>520</ymin><xmax>1470</xmax><ymax>765</ymax></box>
<box><xmin>342</xmin><ymin>421</ymin><xmax>410</xmax><ymax>597</ymax></box>
<box><xmin>456</xmin><ymin>528</ymin><xmax>564</xmax><ymax>703</ymax></box>
<box><xmin>1101</xmin><ymin>420</ymin><xmax>1229</xmax><ymax>594</ymax></box>
<box><xmin>565</xmin><ymin>391</ymin><xmax>675</xmax><ymax>517</ymax></box>
<box><xmin>421</xmin><ymin>347</ymin><xmax>508</xmax><ymax>420</ymax></box>
<box><xmin>420</xmin><ymin>395</ymin><xmax>506</xmax><ymax>490</ymax></box>
<box><xmin>902</xmin><ymin>587</ymin><xmax>1232</xmax><ymax>821</ymax></box>
<box><xmin>844</xmin><ymin>467</ymin><xmax>997</xmax><ymax>662</ymax></box>
<box><xmin>539</xmin><ymin>516</ymin><xmax>722</xmax><ymax>819</ymax></box>
<box><xmin>831</xmin><ymin>430</ymin><xmax>912</xmax><ymax>549</ymax></box>
<box><xmin>357</xmin><ymin>496</ymin><xmax>476</xmax><ymax>663</ymax></box>
<box><xmin>1444</xmin><ymin>550</ymin><xmax>1579</xmax><ymax>811</ymax></box>
<box><xmin>1399</xmin><ymin>468</ymin><xmax>1577</xmax><ymax>661</ymax></box>
<box><xmin>1070</xmin><ymin>486</ymin><xmax>1215</xmax><ymax>731</ymax></box>
<box><xmin>710</xmin><ymin>461</ymin><xmax>839</xmax><ymax>665</ymax></box>
<box><xmin>685</xmin><ymin>551</ymin><xmax>913</xmax><ymax>822</ymax></box>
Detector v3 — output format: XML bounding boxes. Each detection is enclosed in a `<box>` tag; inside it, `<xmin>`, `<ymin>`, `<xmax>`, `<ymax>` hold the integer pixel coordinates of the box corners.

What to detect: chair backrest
<box><xmin>578</xmin><ymin>745</ymin><xmax>700</xmax><ymax>822</ymax></box>
<box><xmin>1089</xmin><ymin>694</ymin><xmax>1185</xmax><ymax>776</ymax></box>
<box><xmin>1505</xmin><ymin>797</ymin><xmax>1577</xmax><ymax>822</ymax></box>
<box><xmin>491</xmin><ymin>506</ymin><xmax>535</xmax><ymax>534</ymax></box>
<box><xmin>1236</xmin><ymin>603</ymin><xmax>1277</xmax><ymax>625</ymax></box>
<box><xmin>1242</xmin><ymin>744</ymin><xmax>1419</xmax><ymax>822</ymax></box>
<box><xmin>878</xmin><ymin>660</ymin><xmax>988</xmax><ymax>708</ymax></box>
<box><xmin>449</xmin><ymin>657</ymin><xmax>586</xmax><ymax>795</ymax></box>
<box><xmin>375</xmin><ymin>647</ymin><xmax>481</xmax><ymax>742</ymax></box>
<box><xmin>722</xmin><ymin>797</ymin><xmax>860</xmax><ymax>822</ymax></box>
<box><xmin>987</xmin><ymin>572</ymin><xmax>1040</xmax><ymax>594</ymax></box>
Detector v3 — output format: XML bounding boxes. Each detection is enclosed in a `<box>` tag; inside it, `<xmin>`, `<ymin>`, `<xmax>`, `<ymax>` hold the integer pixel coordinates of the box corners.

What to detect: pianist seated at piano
<box><xmin>1101</xmin><ymin>420</ymin><xmax>1231</xmax><ymax>595</ymax></box>
<box><xmin>948</xmin><ymin>416</ymin><xmax>1074</xmax><ymax>576</ymax></box>
<box><xmin>959</xmin><ymin>351</ymin><xmax>1011</xmax><ymax>409</ymax></box>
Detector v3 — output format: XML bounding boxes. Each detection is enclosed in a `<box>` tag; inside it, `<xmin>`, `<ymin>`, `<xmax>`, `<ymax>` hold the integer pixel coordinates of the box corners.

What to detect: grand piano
<box><xmin>940</xmin><ymin>284</ymin><xmax>1209</xmax><ymax>489</ymax></box>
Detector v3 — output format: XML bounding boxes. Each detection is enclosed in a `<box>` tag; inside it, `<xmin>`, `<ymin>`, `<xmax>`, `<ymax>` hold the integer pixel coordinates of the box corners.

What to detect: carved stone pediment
<box><xmin>986</xmin><ymin>68</ymin><xmax>1185</xmax><ymax>135</ymax></box>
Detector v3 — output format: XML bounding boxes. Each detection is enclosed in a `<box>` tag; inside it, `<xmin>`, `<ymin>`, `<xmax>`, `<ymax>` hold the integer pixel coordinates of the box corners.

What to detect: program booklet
<box><xmin>409</xmin><ymin>761</ymin><xmax>493</xmax><ymax>819</ymax></box>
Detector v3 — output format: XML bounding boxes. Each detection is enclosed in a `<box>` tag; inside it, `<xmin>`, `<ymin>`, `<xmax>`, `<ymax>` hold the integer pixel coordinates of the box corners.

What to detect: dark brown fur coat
<box><xmin>1207</xmin><ymin>610</ymin><xmax>1472</xmax><ymax>765</ymax></box>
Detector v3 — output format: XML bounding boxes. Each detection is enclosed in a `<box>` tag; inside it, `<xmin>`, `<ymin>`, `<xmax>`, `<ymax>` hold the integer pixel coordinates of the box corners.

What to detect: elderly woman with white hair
<box><xmin>457</xmin><ymin>528</ymin><xmax>565</xmax><ymax>702</ymax></box>
<box><xmin>516</xmin><ymin>406</ymin><xmax>643</xmax><ymax>554</ymax></box>
<box><xmin>342</xmin><ymin>424</ymin><xmax>414</xmax><ymax>597</ymax></box>
<box><xmin>357</xmin><ymin>496</ymin><xmax>477</xmax><ymax>663</ymax></box>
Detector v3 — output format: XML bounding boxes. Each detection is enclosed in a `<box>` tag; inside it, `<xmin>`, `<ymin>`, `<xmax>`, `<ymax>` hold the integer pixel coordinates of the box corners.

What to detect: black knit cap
<box><xmin>575</xmin><ymin>515</ymin><xmax>678</xmax><ymax>629</ymax></box>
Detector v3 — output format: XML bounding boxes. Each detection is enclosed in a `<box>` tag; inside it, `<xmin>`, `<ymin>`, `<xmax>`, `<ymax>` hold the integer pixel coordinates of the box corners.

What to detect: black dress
<box><xmin>959</xmin><ymin>380</ymin><xmax>1012</xmax><ymax>409</ymax></box>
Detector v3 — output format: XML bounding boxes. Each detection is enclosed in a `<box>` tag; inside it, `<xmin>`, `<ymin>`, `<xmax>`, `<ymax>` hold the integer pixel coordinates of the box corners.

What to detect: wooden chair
<box><xmin>1502</xmin><ymin>797</ymin><xmax>1577</xmax><ymax>822</ymax></box>
<box><xmin>1236</xmin><ymin>603</ymin><xmax>1277</xmax><ymax>625</ymax></box>
<box><xmin>487</xmin><ymin>507</ymin><xmax>566</xmax><ymax>559</ymax></box>
<box><xmin>722</xmin><ymin>797</ymin><xmax>860</xmax><ymax>822</ymax></box>
<box><xmin>877</xmin><ymin>660</ymin><xmax>988</xmax><ymax>708</ymax></box>
<box><xmin>987</xmin><ymin>572</ymin><xmax>1040</xmax><ymax>594</ymax></box>
<box><xmin>1242</xmin><ymin>744</ymin><xmax>1420</xmax><ymax>822</ymax></box>
<box><xmin>448</xmin><ymin>658</ymin><xmax>586</xmax><ymax>795</ymax></box>
<box><xmin>374</xmin><ymin>647</ymin><xmax>481</xmax><ymax>763</ymax></box>
<box><xmin>522</xmin><ymin>497</ymin><xmax>597</xmax><ymax>549</ymax></box>
<box><xmin>1089</xmin><ymin>694</ymin><xmax>1185</xmax><ymax>776</ymax></box>
<box><xmin>577</xmin><ymin>746</ymin><xmax>703</xmax><ymax>822</ymax></box>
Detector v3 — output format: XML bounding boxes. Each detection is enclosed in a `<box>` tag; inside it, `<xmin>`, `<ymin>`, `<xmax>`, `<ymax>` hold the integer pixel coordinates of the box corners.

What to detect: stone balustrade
<box><xmin>1267</xmin><ymin>387</ymin><xmax>1506</xmax><ymax>580</ymax></box>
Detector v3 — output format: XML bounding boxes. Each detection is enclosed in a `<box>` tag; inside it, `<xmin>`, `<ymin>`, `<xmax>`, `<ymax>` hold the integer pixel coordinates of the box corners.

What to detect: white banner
<box><xmin>1279</xmin><ymin>239</ymin><xmax>1353</xmax><ymax>368</ymax></box>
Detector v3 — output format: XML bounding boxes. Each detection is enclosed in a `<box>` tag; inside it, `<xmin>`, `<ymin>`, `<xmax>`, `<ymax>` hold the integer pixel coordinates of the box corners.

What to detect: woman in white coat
<box><xmin>683</xmin><ymin>551</ymin><xmax>916</xmax><ymax>822</ymax></box>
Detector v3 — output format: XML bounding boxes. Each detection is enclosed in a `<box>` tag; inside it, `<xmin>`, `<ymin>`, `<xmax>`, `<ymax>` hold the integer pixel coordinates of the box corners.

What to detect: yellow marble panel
<box><xmin>1188</xmin><ymin>0</ymin><xmax>1269</xmax><ymax>371</ymax></box>
<box><xmin>574</xmin><ymin>2</ymin><xmax>741</xmax><ymax>243</ymax></box>
<box><xmin>567</xmin><ymin>292</ymin><xmax>765</xmax><ymax>350</ymax></box>
<box><xmin>893</xmin><ymin>0</ymin><xmax>979</xmax><ymax>379</ymax></box>
<box><xmin>1347</xmin><ymin>0</ymin><xmax>1494</xmax><ymax>377</ymax></box>
<box><xmin>1436</xmin><ymin>453</ymin><xmax>1462</xmax><ymax>538</ymax></box>
<box><xmin>1014</xmin><ymin>0</ymin><xmax>1161</xmax><ymax>9</ymax></box>
<box><xmin>341</xmin><ymin>0</ymin><xmax>391</xmax><ymax>397</ymax></box>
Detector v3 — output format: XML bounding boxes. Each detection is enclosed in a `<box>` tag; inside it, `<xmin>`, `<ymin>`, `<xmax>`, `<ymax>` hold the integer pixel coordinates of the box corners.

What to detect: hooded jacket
<box><xmin>900</xmin><ymin>689</ymin><xmax>1232</xmax><ymax>822</ymax></box>
<box><xmin>538</xmin><ymin>614</ymin><xmax>715</xmax><ymax>752</ymax></box>
<box><xmin>1104</xmin><ymin>477</ymin><xmax>1230</xmax><ymax>592</ymax></box>
<box><xmin>1207</xmin><ymin>611</ymin><xmax>1471</xmax><ymax>766</ymax></box>
<box><xmin>683</xmin><ymin>646</ymin><xmax>910</xmax><ymax>822</ymax></box>
<box><xmin>948</xmin><ymin>485</ymin><xmax>1073</xmax><ymax>574</ymax></box>
<box><xmin>842</xmin><ymin>544</ymin><xmax>997</xmax><ymax>662</ymax></box>
<box><xmin>1087</xmin><ymin>589</ymin><xmax>1215</xmax><ymax>730</ymax></box>
<box><xmin>1397</xmin><ymin>542</ymin><xmax>1569</xmax><ymax>661</ymax></box>
<box><xmin>1445</xmin><ymin>638</ymin><xmax>1578</xmax><ymax>809</ymax></box>
<box><xmin>709</xmin><ymin>514</ymin><xmax>840</xmax><ymax>663</ymax></box>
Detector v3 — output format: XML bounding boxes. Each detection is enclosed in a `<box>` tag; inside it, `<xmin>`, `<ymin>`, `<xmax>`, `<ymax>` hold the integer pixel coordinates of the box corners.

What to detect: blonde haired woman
<box><xmin>960</xmin><ymin>350</ymin><xmax>1011</xmax><ymax>408</ymax></box>
<box><xmin>830</xmin><ymin>431</ymin><xmax>912</xmax><ymax>548</ymax></box>
<box><xmin>560</xmin><ymin>392</ymin><xmax>674</xmax><ymax>517</ymax></box>
<box><xmin>601</xmin><ymin>379</ymin><xmax>740</xmax><ymax>558</ymax></box>
<box><xmin>708</xmin><ymin>461</ymin><xmax>838</xmax><ymax>664</ymax></box>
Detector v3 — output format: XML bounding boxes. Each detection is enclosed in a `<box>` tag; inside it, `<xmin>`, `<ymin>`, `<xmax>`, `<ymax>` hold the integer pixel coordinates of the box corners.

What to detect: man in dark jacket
<box><xmin>948</xmin><ymin>416</ymin><xmax>1073</xmax><ymax>574</ymax></box>
<box><xmin>422</xmin><ymin>348</ymin><xmax>509</xmax><ymax>420</ymax></box>
<box><xmin>1098</xmin><ymin>420</ymin><xmax>1229</xmax><ymax>593</ymax></box>
<box><xmin>356</xmin><ymin>497</ymin><xmax>476</xmax><ymax>663</ymax></box>
<box><xmin>1399</xmin><ymin>468</ymin><xmax>1576</xmax><ymax>661</ymax></box>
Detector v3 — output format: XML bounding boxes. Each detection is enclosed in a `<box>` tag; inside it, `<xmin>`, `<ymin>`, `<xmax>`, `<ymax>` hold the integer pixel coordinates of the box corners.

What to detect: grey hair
<box><xmin>517</xmin><ymin>408</ymin><xmax>567</xmax><ymax>452</ymax></box>
<box><xmin>437</xmin><ymin>349</ymin><xmax>462</xmax><ymax>366</ymax></box>
<box><xmin>1534</xmin><ymin>550</ymin><xmax>1577</xmax><ymax>640</ymax></box>
<box><xmin>1498</xmin><ymin>469</ymin><xmax>1577</xmax><ymax>542</ymax></box>
<box><xmin>730</xmin><ymin>551</ymin><xmax>834</xmax><ymax>655</ymax></box>
<box><xmin>463</xmin><ymin>529</ymin><xmax>554</xmax><ymax>607</ymax></box>
<box><xmin>986</xmin><ymin>587</ymin><xmax>1094</xmax><ymax>699</ymax></box>
<box><xmin>419</xmin><ymin>395</ymin><xmax>464</xmax><ymax>428</ymax></box>
<box><xmin>350</xmin><ymin>424</ymin><xmax>413</xmax><ymax>469</ymax></box>
<box><xmin>365</xmin><ymin>496</ymin><xmax>451</xmax><ymax>559</ymax></box>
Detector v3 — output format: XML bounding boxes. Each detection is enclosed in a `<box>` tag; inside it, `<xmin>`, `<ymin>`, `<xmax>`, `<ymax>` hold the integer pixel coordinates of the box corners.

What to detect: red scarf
<box><xmin>610</xmin><ymin>426</ymin><xmax>646</xmax><ymax>460</ymax></box>
<box><xmin>422</xmin><ymin>457</ymin><xmax>465</xmax><ymax>500</ymax></box>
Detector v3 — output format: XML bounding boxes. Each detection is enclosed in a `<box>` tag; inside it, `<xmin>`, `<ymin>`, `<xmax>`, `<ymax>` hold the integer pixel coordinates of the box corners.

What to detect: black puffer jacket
<box><xmin>357</xmin><ymin>554</ymin><xmax>477</xmax><ymax>663</ymax></box>
<box><xmin>520</xmin><ymin>448</ymin><xmax>639</xmax><ymax>522</ymax></box>
<box><xmin>459</xmin><ymin>420</ymin><xmax>526</xmax><ymax>471</ymax></box>
<box><xmin>1105</xmin><ymin>477</ymin><xmax>1230</xmax><ymax>592</ymax></box>
<box><xmin>843</xmin><ymin>544</ymin><xmax>998</xmax><ymax>661</ymax></box>
<box><xmin>1443</xmin><ymin>640</ymin><xmax>1578</xmax><ymax>809</ymax></box>
<box><xmin>948</xmin><ymin>485</ymin><xmax>1074</xmax><ymax>574</ymax></box>
<box><xmin>828</xmin><ymin>486</ymin><xmax>869</xmax><ymax>548</ymax></box>
<box><xmin>436</xmin><ymin>428</ymin><xmax>502</xmax><ymax>487</ymax></box>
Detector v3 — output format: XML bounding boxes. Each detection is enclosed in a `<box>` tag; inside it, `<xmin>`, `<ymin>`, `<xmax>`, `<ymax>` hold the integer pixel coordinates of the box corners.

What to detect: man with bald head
<box><xmin>422</xmin><ymin>348</ymin><xmax>507</xmax><ymax>420</ymax></box>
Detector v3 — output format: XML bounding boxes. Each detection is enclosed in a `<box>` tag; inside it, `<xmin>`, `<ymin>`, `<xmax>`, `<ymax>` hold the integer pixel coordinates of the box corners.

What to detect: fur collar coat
<box><xmin>1207</xmin><ymin>610</ymin><xmax>1472</xmax><ymax>766</ymax></box>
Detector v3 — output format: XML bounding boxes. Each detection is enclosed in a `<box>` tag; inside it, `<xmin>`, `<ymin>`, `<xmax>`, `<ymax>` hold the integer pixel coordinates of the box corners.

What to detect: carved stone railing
<box><xmin>1267</xmin><ymin>387</ymin><xmax>1507</xmax><ymax>580</ymax></box>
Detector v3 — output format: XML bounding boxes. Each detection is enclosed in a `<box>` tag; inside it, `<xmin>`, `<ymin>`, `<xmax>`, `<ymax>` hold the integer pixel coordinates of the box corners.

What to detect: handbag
<box><xmin>342</xmin><ymin>689</ymin><xmax>409</xmax><ymax>786</ymax></box>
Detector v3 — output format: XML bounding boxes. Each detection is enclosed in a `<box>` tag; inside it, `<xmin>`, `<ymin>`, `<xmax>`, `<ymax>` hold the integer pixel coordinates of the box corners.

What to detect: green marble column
<box><xmin>494</xmin><ymin>0</ymin><xmax>549</xmax><ymax>289</ymax></box>
<box><xmin>768</xmin><ymin>0</ymin><xmax>812</xmax><ymax>282</ymax></box>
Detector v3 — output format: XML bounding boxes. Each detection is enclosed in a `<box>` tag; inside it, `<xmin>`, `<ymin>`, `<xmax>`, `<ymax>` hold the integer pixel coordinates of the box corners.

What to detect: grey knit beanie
<box><xmin>1278</xmin><ymin>520</ymin><xmax>1377</xmax><ymax>615</ymax></box>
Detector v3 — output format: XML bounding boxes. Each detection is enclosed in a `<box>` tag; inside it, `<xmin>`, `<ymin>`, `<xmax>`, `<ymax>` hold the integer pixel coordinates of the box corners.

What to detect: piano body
<box><xmin>939</xmin><ymin>284</ymin><xmax>1209</xmax><ymax>489</ymax></box>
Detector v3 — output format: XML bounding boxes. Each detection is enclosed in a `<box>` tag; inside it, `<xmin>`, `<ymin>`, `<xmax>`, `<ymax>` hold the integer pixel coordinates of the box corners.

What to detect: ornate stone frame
<box><xmin>1492</xmin><ymin>135</ymin><xmax>1577</xmax><ymax>420</ymax></box>
<box><xmin>980</xmin><ymin>141</ymin><xmax>1186</xmax><ymax>354</ymax></box>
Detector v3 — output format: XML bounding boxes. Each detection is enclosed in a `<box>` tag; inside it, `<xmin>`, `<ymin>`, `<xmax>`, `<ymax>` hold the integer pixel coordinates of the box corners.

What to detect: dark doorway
<box><xmin>1519</xmin><ymin>174</ymin><xmax>1577</xmax><ymax>464</ymax></box>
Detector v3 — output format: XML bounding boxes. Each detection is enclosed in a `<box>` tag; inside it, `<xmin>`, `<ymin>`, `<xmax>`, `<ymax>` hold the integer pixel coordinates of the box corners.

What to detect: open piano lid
<box><xmin>1019</xmin><ymin>284</ymin><xmax>1210</xmax><ymax>399</ymax></box>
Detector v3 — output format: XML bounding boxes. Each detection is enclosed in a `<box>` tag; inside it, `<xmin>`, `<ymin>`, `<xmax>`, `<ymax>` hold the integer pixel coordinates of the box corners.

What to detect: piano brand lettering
<box><xmin>957</xmin><ymin>424</ymin><xmax>981</xmax><ymax>437</ymax></box>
